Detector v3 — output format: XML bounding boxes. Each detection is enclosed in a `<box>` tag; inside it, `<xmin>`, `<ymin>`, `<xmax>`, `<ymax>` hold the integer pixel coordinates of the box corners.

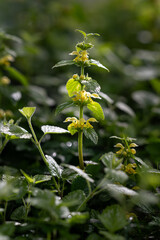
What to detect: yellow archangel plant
<box><xmin>53</xmin><ymin>29</ymin><xmax>109</xmax><ymax>169</ymax></box>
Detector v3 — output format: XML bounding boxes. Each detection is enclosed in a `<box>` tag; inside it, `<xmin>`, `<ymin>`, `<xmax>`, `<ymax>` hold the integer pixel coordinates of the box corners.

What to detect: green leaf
<box><xmin>89</xmin><ymin>59</ymin><xmax>109</xmax><ymax>71</ymax></box>
<box><xmin>87</xmin><ymin>101</ymin><xmax>104</xmax><ymax>120</ymax></box>
<box><xmin>68</xmin><ymin>125</ymin><xmax>78</xmax><ymax>135</ymax></box>
<box><xmin>100</xmin><ymin>231</ymin><xmax>125</xmax><ymax>240</ymax></box>
<box><xmin>83</xmin><ymin>128</ymin><xmax>98</xmax><ymax>144</ymax></box>
<box><xmin>20</xmin><ymin>169</ymin><xmax>34</xmax><ymax>184</ymax></box>
<box><xmin>66</xmin><ymin>78</ymin><xmax>81</xmax><ymax>97</ymax></box>
<box><xmin>98</xmin><ymin>205</ymin><xmax>127</xmax><ymax>233</ymax></box>
<box><xmin>76</xmin><ymin>29</ymin><xmax>87</xmax><ymax>38</ymax></box>
<box><xmin>41</xmin><ymin>125</ymin><xmax>69</xmax><ymax>135</ymax></box>
<box><xmin>105</xmin><ymin>169</ymin><xmax>128</xmax><ymax>184</ymax></box>
<box><xmin>0</xmin><ymin>123</ymin><xmax>32</xmax><ymax>140</ymax></box>
<box><xmin>106</xmin><ymin>184</ymin><xmax>138</xmax><ymax>197</ymax></box>
<box><xmin>87</xmin><ymin>33</ymin><xmax>100</xmax><ymax>37</ymax></box>
<box><xmin>63</xmin><ymin>164</ymin><xmax>94</xmax><ymax>183</ymax></box>
<box><xmin>67</xmin><ymin>212</ymin><xmax>89</xmax><ymax>225</ymax></box>
<box><xmin>116</xmin><ymin>101</ymin><xmax>135</xmax><ymax>117</ymax></box>
<box><xmin>134</xmin><ymin>157</ymin><xmax>149</xmax><ymax>168</ymax></box>
<box><xmin>11</xmin><ymin>206</ymin><xmax>26</xmax><ymax>221</ymax></box>
<box><xmin>5</xmin><ymin>66</ymin><xmax>28</xmax><ymax>86</ymax></box>
<box><xmin>63</xmin><ymin>190</ymin><xmax>86</xmax><ymax>211</ymax></box>
<box><xmin>34</xmin><ymin>174</ymin><xmax>52</xmax><ymax>184</ymax></box>
<box><xmin>55</xmin><ymin>101</ymin><xmax>75</xmax><ymax>115</ymax></box>
<box><xmin>99</xmin><ymin>92</ymin><xmax>114</xmax><ymax>104</ymax></box>
<box><xmin>0</xmin><ymin>222</ymin><xmax>15</xmax><ymax>236</ymax></box>
<box><xmin>81</xmin><ymin>79</ymin><xmax>101</xmax><ymax>93</ymax></box>
<box><xmin>52</xmin><ymin>60</ymin><xmax>75</xmax><ymax>68</ymax></box>
<box><xmin>100</xmin><ymin>152</ymin><xmax>121</xmax><ymax>169</ymax></box>
<box><xmin>62</xmin><ymin>168</ymin><xmax>78</xmax><ymax>181</ymax></box>
<box><xmin>87</xmin><ymin>233</ymin><xmax>103</xmax><ymax>240</ymax></box>
<box><xmin>45</xmin><ymin>155</ymin><xmax>63</xmax><ymax>178</ymax></box>
<box><xmin>19</xmin><ymin>107</ymin><xmax>36</xmax><ymax>120</ymax></box>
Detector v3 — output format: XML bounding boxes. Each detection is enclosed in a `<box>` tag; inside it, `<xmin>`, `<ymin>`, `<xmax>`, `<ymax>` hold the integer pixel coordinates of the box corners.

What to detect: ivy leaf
<box><xmin>52</xmin><ymin>60</ymin><xmax>75</xmax><ymax>68</ymax></box>
<box><xmin>0</xmin><ymin>123</ymin><xmax>32</xmax><ymax>140</ymax></box>
<box><xmin>66</xmin><ymin>78</ymin><xmax>81</xmax><ymax>97</ymax></box>
<box><xmin>41</xmin><ymin>125</ymin><xmax>69</xmax><ymax>135</ymax></box>
<box><xmin>87</xmin><ymin>101</ymin><xmax>104</xmax><ymax>120</ymax></box>
<box><xmin>19</xmin><ymin>107</ymin><xmax>36</xmax><ymax>120</ymax></box>
<box><xmin>20</xmin><ymin>169</ymin><xmax>34</xmax><ymax>184</ymax></box>
<box><xmin>89</xmin><ymin>59</ymin><xmax>109</xmax><ymax>71</ymax></box>
<box><xmin>45</xmin><ymin>155</ymin><xmax>63</xmax><ymax>178</ymax></box>
<box><xmin>83</xmin><ymin>128</ymin><xmax>98</xmax><ymax>144</ymax></box>
<box><xmin>55</xmin><ymin>101</ymin><xmax>75</xmax><ymax>115</ymax></box>
<box><xmin>81</xmin><ymin>79</ymin><xmax>101</xmax><ymax>93</ymax></box>
<box><xmin>63</xmin><ymin>164</ymin><xmax>94</xmax><ymax>183</ymax></box>
<box><xmin>98</xmin><ymin>205</ymin><xmax>127</xmax><ymax>233</ymax></box>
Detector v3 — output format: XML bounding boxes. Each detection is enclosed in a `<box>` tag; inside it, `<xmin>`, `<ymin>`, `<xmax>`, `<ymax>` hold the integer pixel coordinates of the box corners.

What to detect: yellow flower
<box><xmin>72</xmin><ymin>90</ymin><xmax>100</xmax><ymax>105</ymax></box>
<box><xmin>69</xmin><ymin>49</ymin><xmax>89</xmax><ymax>63</ymax></box>
<box><xmin>0</xmin><ymin>55</ymin><xmax>14</xmax><ymax>66</ymax></box>
<box><xmin>0</xmin><ymin>76</ymin><xmax>11</xmax><ymax>85</ymax></box>
<box><xmin>125</xmin><ymin>163</ymin><xmax>137</xmax><ymax>175</ymax></box>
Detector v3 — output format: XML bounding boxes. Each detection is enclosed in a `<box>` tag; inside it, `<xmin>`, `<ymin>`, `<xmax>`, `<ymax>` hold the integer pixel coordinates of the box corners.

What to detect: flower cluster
<box><xmin>69</xmin><ymin>50</ymin><xmax>89</xmax><ymax>64</ymax></box>
<box><xmin>121</xmin><ymin>163</ymin><xmax>137</xmax><ymax>175</ymax></box>
<box><xmin>64</xmin><ymin>117</ymin><xmax>97</xmax><ymax>135</ymax></box>
<box><xmin>114</xmin><ymin>142</ymin><xmax>138</xmax><ymax>157</ymax></box>
<box><xmin>72</xmin><ymin>90</ymin><xmax>100</xmax><ymax>105</ymax></box>
<box><xmin>0</xmin><ymin>55</ymin><xmax>14</xmax><ymax>66</ymax></box>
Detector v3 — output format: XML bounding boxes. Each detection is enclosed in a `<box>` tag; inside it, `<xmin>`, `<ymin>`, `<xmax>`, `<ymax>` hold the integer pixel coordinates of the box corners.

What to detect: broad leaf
<box><xmin>63</xmin><ymin>190</ymin><xmax>86</xmax><ymax>211</ymax></box>
<box><xmin>34</xmin><ymin>174</ymin><xmax>52</xmax><ymax>184</ymax></box>
<box><xmin>76</xmin><ymin>29</ymin><xmax>87</xmax><ymax>38</ymax></box>
<box><xmin>11</xmin><ymin>206</ymin><xmax>26</xmax><ymax>221</ymax></box>
<box><xmin>106</xmin><ymin>184</ymin><xmax>138</xmax><ymax>197</ymax></box>
<box><xmin>81</xmin><ymin>79</ymin><xmax>101</xmax><ymax>93</ymax></box>
<box><xmin>52</xmin><ymin>60</ymin><xmax>75</xmax><ymax>68</ymax></box>
<box><xmin>55</xmin><ymin>101</ymin><xmax>75</xmax><ymax>115</ymax></box>
<box><xmin>19</xmin><ymin>107</ymin><xmax>36</xmax><ymax>119</ymax></box>
<box><xmin>89</xmin><ymin>59</ymin><xmax>109</xmax><ymax>71</ymax></box>
<box><xmin>62</xmin><ymin>168</ymin><xmax>78</xmax><ymax>181</ymax></box>
<box><xmin>63</xmin><ymin>164</ymin><xmax>94</xmax><ymax>183</ymax></box>
<box><xmin>105</xmin><ymin>169</ymin><xmax>128</xmax><ymax>184</ymax></box>
<box><xmin>134</xmin><ymin>156</ymin><xmax>149</xmax><ymax>168</ymax></box>
<box><xmin>45</xmin><ymin>155</ymin><xmax>63</xmax><ymax>178</ymax></box>
<box><xmin>5</xmin><ymin>66</ymin><xmax>28</xmax><ymax>86</ymax></box>
<box><xmin>66</xmin><ymin>78</ymin><xmax>81</xmax><ymax>97</ymax></box>
<box><xmin>41</xmin><ymin>125</ymin><xmax>69</xmax><ymax>135</ymax></box>
<box><xmin>100</xmin><ymin>152</ymin><xmax>121</xmax><ymax>169</ymax></box>
<box><xmin>87</xmin><ymin>101</ymin><xmax>104</xmax><ymax>120</ymax></box>
<box><xmin>98</xmin><ymin>205</ymin><xmax>127</xmax><ymax>233</ymax></box>
<box><xmin>67</xmin><ymin>212</ymin><xmax>89</xmax><ymax>225</ymax></box>
<box><xmin>100</xmin><ymin>231</ymin><xmax>125</xmax><ymax>240</ymax></box>
<box><xmin>0</xmin><ymin>123</ymin><xmax>32</xmax><ymax>140</ymax></box>
<box><xmin>83</xmin><ymin>128</ymin><xmax>98</xmax><ymax>144</ymax></box>
<box><xmin>20</xmin><ymin>169</ymin><xmax>34</xmax><ymax>184</ymax></box>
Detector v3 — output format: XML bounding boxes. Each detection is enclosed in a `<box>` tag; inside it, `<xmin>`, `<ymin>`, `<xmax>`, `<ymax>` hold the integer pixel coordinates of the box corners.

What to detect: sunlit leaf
<box><xmin>87</xmin><ymin>101</ymin><xmax>104</xmax><ymax>120</ymax></box>
<box><xmin>45</xmin><ymin>155</ymin><xmax>63</xmax><ymax>178</ymax></box>
<box><xmin>81</xmin><ymin>79</ymin><xmax>101</xmax><ymax>93</ymax></box>
<box><xmin>52</xmin><ymin>60</ymin><xmax>75</xmax><ymax>68</ymax></box>
<box><xmin>19</xmin><ymin>107</ymin><xmax>36</xmax><ymax>120</ymax></box>
<box><xmin>63</xmin><ymin>164</ymin><xmax>94</xmax><ymax>183</ymax></box>
<box><xmin>20</xmin><ymin>169</ymin><xmax>34</xmax><ymax>184</ymax></box>
<box><xmin>89</xmin><ymin>59</ymin><xmax>109</xmax><ymax>71</ymax></box>
<box><xmin>41</xmin><ymin>125</ymin><xmax>69</xmax><ymax>135</ymax></box>
<box><xmin>66</xmin><ymin>78</ymin><xmax>82</xmax><ymax>97</ymax></box>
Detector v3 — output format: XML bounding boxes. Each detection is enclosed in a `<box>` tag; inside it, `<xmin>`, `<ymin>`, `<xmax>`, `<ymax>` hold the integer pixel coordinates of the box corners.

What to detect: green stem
<box><xmin>0</xmin><ymin>138</ymin><xmax>9</xmax><ymax>155</ymax></box>
<box><xmin>3</xmin><ymin>201</ymin><xmax>8</xmax><ymax>222</ymax></box>
<box><xmin>28</xmin><ymin>119</ymin><xmax>60</xmax><ymax>194</ymax></box>
<box><xmin>78</xmin><ymin>105</ymin><xmax>84</xmax><ymax>170</ymax></box>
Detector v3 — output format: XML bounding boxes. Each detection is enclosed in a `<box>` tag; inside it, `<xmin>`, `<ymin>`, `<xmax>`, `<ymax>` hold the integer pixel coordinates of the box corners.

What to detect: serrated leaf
<box><xmin>11</xmin><ymin>206</ymin><xmax>26</xmax><ymax>221</ymax></box>
<box><xmin>45</xmin><ymin>155</ymin><xmax>63</xmax><ymax>178</ymax></box>
<box><xmin>34</xmin><ymin>174</ymin><xmax>52</xmax><ymax>184</ymax></box>
<box><xmin>20</xmin><ymin>169</ymin><xmax>34</xmax><ymax>184</ymax></box>
<box><xmin>105</xmin><ymin>169</ymin><xmax>128</xmax><ymax>184</ymax></box>
<box><xmin>62</xmin><ymin>168</ymin><xmax>78</xmax><ymax>181</ymax></box>
<box><xmin>134</xmin><ymin>156</ymin><xmax>149</xmax><ymax>168</ymax></box>
<box><xmin>87</xmin><ymin>101</ymin><xmax>104</xmax><ymax>120</ymax></box>
<box><xmin>0</xmin><ymin>123</ymin><xmax>32</xmax><ymax>140</ymax></box>
<box><xmin>81</xmin><ymin>79</ymin><xmax>101</xmax><ymax>93</ymax></box>
<box><xmin>100</xmin><ymin>152</ymin><xmax>121</xmax><ymax>169</ymax></box>
<box><xmin>0</xmin><ymin>222</ymin><xmax>15</xmax><ymax>236</ymax></box>
<box><xmin>41</xmin><ymin>125</ymin><xmax>69</xmax><ymax>135</ymax></box>
<box><xmin>83</xmin><ymin>128</ymin><xmax>98</xmax><ymax>144</ymax></box>
<box><xmin>66</xmin><ymin>78</ymin><xmax>82</xmax><ymax>97</ymax></box>
<box><xmin>100</xmin><ymin>231</ymin><xmax>125</xmax><ymax>240</ymax></box>
<box><xmin>106</xmin><ymin>184</ymin><xmax>138</xmax><ymax>197</ymax></box>
<box><xmin>116</xmin><ymin>101</ymin><xmax>135</xmax><ymax>117</ymax></box>
<box><xmin>98</xmin><ymin>205</ymin><xmax>127</xmax><ymax>233</ymax></box>
<box><xmin>89</xmin><ymin>59</ymin><xmax>109</xmax><ymax>71</ymax></box>
<box><xmin>55</xmin><ymin>101</ymin><xmax>75</xmax><ymax>115</ymax></box>
<box><xmin>19</xmin><ymin>107</ymin><xmax>36</xmax><ymax>119</ymax></box>
<box><xmin>63</xmin><ymin>164</ymin><xmax>94</xmax><ymax>183</ymax></box>
<box><xmin>63</xmin><ymin>190</ymin><xmax>86</xmax><ymax>211</ymax></box>
<box><xmin>52</xmin><ymin>60</ymin><xmax>75</xmax><ymax>68</ymax></box>
<box><xmin>67</xmin><ymin>212</ymin><xmax>89</xmax><ymax>225</ymax></box>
